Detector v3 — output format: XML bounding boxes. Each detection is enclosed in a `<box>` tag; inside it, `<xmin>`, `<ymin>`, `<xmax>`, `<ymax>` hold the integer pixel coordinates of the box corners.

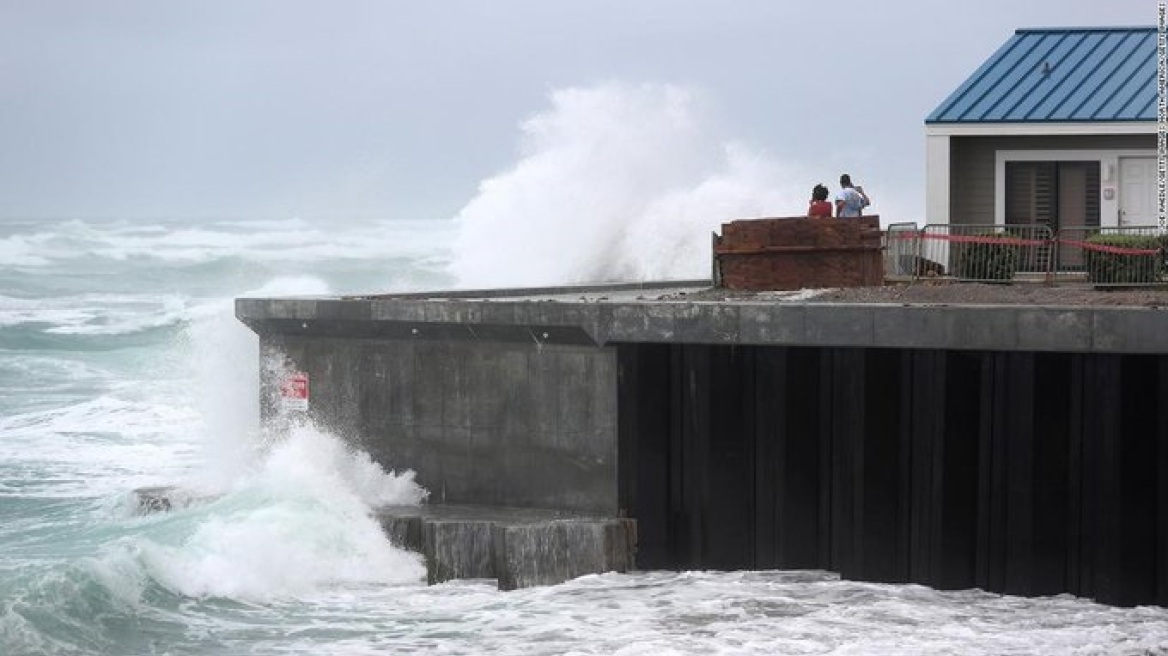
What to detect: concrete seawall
<box><xmin>236</xmin><ymin>281</ymin><xmax>1168</xmax><ymax>604</ymax></box>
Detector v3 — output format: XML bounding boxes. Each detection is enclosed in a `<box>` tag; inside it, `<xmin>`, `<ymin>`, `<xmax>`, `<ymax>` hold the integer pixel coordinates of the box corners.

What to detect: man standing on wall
<box><xmin>835</xmin><ymin>173</ymin><xmax>870</xmax><ymax>217</ymax></box>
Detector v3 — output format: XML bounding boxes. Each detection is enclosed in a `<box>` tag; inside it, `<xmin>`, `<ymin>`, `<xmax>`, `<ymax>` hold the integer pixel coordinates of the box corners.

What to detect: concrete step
<box><xmin>131</xmin><ymin>486</ymin><xmax>217</xmax><ymax>513</ymax></box>
<box><xmin>377</xmin><ymin>504</ymin><xmax>637</xmax><ymax>590</ymax></box>
<box><xmin>133</xmin><ymin>488</ymin><xmax>637</xmax><ymax>590</ymax></box>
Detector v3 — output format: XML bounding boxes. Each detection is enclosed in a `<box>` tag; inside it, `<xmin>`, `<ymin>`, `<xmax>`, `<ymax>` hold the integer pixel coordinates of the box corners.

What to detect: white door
<box><xmin>1119</xmin><ymin>157</ymin><xmax>1157</xmax><ymax>226</ymax></box>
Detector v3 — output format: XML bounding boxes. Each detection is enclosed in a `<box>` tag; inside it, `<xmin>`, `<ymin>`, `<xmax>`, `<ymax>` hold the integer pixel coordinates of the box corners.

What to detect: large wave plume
<box><xmin>449</xmin><ymin>82</ymin><xmax>813</xmax><ymax>288</ymax></box>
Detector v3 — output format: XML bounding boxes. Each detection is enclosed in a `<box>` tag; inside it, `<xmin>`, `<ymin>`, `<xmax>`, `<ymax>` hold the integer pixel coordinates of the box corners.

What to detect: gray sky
<box><xmin>0</xmin><ymin>0</ymin><xmax>1154</xmax><ymax>223</ymax></box>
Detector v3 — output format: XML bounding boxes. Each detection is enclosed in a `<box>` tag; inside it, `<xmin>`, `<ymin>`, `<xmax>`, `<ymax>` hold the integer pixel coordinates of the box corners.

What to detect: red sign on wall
<box><xmin>280</xmin><ymin>371</ymin><xmax>309</xmax><ymax>412</ymax></box>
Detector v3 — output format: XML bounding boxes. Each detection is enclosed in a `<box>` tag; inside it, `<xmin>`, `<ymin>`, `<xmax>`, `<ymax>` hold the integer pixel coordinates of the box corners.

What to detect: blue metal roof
<box><xmin>926</xmin><ymin>27</ymin><xmax>1157</xmax><ymax>124</ymax></box>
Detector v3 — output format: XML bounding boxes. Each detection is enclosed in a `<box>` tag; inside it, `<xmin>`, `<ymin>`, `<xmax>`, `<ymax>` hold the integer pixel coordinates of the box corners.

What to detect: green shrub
<box><xmin>953</xmin><ymin>233</ymin><xmax>1019</xmax><ymax>281</ymax></box>
<box><xmin>1084</xmin><ymin>234</ymin><xmax>1166</xmax><ymax>285</ymax></box>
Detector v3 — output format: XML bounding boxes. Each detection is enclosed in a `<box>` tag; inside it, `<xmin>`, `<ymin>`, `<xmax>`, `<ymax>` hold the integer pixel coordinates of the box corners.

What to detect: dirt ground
<box><xmin>667</xmin><ymin>281</ymin><xmax>1168</xmax><ymax>307</ymax></box>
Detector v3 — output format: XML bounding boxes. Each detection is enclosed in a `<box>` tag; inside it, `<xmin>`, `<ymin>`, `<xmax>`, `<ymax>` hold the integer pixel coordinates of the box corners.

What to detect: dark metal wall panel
<box><xmin>1030</xmin><ymin>353</ymin><xmax>1073</xmax><ymax>596</ymax></box>
<box><xmin>1087</xmin><ymin>354</ymin><xmax>1123</xmax><ymax>605</ymax></box>
<box><xmin>856</xmin><ymin>349</ymin><xmax>908</xmax><ymax>583</ymax></box>
<box><xmin>616</xmin><ymin>344</ymin><xmax>673</xmax><ymax>569</ymax></box>
<box><xmin>1159</xmin><ymin>356</ymin><xmax>1168</xmax><ymax>607</ymax></box>
<box><xmin>933</xmin><ymin>351</ymin><xmax>982</xmax><ymax>590</ymax></box>
<box><xmin>1003</xmin><ymin>352</ymin><xmax>1037</xmax><ymax>597</ymax></box>
<box><xmin>699</xmin><ymin>345</ymin><xmax>755</xmax><ymax>570</ymax></box>
<box><xmin>976</xmin><ymin>351</ymin><xmax>1004</xmax><ymax>592</ymax></box>
<box><xmin>772</xmin><ymin>347</ymin><xmax>827</xmax><ymax>569</ymax></box>
<box><xmin>616</xmin><ymin>343</ymin><xmax>1168</xmax><ymax>607</ymax></box>
<box><xmin>828</xmin><ymin>348</ymin><xmax>863</xmax><ymax>578</ymax></box>
<box><xmin>908</xmin><ymin>350</ymin><xmax>943</xmax><ymax>584</ymax></box>
<box><xmin>1066</xmin><ymin>354</ymin><xmax>1086</xmax><ymax>597</ymax></box>
<box><xmin>1114</xmin><ymin>355</ymin><xmax>1159</xmax><ymax>607</ymax></box>
<box><xmin>751</xmin><ymin>347</ymin><xmax>780</xmax><ymax>570</ymax></box>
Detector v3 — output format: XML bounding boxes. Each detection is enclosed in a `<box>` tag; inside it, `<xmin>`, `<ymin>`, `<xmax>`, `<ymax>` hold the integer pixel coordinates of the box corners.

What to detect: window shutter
<box><xmin>1006</xmin><ymin>162</ymin><xmax>1055</xmax><ymax>227</ymax></box>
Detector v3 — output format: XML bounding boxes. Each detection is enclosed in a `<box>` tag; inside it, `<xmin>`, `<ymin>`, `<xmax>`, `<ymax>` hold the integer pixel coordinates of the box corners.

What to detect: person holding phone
<box><xmin>834</xmin><ymin>173</ymin><xmax>870</xmax><ymax>218</ymax></box>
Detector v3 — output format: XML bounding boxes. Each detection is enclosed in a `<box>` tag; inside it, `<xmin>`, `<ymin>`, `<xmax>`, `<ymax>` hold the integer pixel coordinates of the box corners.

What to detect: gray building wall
<box><xmin>949</xmin><ymin>134</ymin><xmax>1155</xmax><ymax>225</ymax></box>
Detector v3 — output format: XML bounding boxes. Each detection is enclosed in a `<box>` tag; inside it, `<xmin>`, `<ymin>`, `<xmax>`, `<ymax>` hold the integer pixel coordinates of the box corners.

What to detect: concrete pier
<box><xmin>236</xmin><ymin>281</ymin><xmax>1168</xmax><ymax>605</ymax></box>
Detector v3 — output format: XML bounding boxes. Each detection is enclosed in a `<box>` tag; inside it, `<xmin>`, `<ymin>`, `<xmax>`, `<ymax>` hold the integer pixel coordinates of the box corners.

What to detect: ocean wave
<box><xmin>0</xmin><ymin>234</ymin><xmax>52</xmax><ymax>267</ymax></box>
<box><xmin>0</xmin><ymin>218</ymin><xmax>456</xmax><ymax>269</ymax></box>
<box><xmin>0</xmin><ymin>394</ymin><xmax>196</xmax><ymax>441</ymax></box>
<box><xmin>0</xmin><ymin>395</ymin><xmax>201</xmax><ymax>499</ymax></box>
<box><xmin>0</xmin><ymin>353</ymin><xmax>110</xmax><ymax>395</ymax></box>
<box><xmin>450</xmin><ymin>82</ymin><xmax>810</xmax><ymax>287</ymax></box>
<box><xmin>98</xmin><ymin>419</ymin><xmax>427</xmax><ymax>602</ymax></box>
<box><xmin>0</xmin><ymin>293</ymin><xmax>192</xmax><ymax>344</ymax></box>
<box><xmin>67</xmin><ymin>420</ymin><xmax>430</xmax><ymax>606</ymax></box>
<box><xmin>0</xmin><ymin>547</ymin><xmax>190</xmax><ymax>656</ymax></box>
<box><xmin>0</xmin><ymin>322</ymin><xmax>188</xmax><ymax>354</ymax></box>
<box><xmin>0</xmin><ymin>474</ymin><xmax>424</xmax><ymax>655</ymax></box>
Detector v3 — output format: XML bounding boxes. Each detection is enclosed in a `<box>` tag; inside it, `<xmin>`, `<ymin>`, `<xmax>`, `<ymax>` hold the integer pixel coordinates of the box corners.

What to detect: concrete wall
<box><xmin>263</xmin><ymin>333</ymin><xmax>619</xmax><ymax>514</ymax></box>
<box><xmin>238</xmin><ymin>290</ymin><xmax>1168</xmax><ymax>605</ymax></box>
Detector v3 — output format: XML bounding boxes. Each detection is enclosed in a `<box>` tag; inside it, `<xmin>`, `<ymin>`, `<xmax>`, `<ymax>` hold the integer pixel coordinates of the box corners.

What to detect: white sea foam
<box><xmin>124</xmin><ymin>420</ymin><xmax>426</xmax><ymax>602</ymax></box>
<box><xmin>175</xmin><ymin>275</ymin><xmax>334</xmax><ymax>490</ymax></box>
<box><xmin>0</xmin><ymin>292</ymin><xmax>189</xmax><ymax>335</ymax></box>
<box><xmin>0</xmin><ymin>395</ymin><xmax>194</xmax><ymax>439</ymax></box>
<box><xmin>65</xmin><ymin>270</ymin><xmax>429</xmax><ymax>602</ymax></box>
<box><xmin>0</xmin><ymin>217</ymin><xmax>455</xmax><ymax>268</ymax></box>
<box><xmin>163</xmin><ymin>570</ymin><xmax>1168</xmax><ymax>655</ymax></box>
<box><xmin>255</xmin><ymin>420</ymin><xmax>427</xmax><ymax>508</ymax></box>
<box><xmin>237</xmin><ymin>275</ymin><xmax>333</xmax><ymax>298</ymax></box>
<box><xmin>0</xmin><ymin>395</ymin><xmax>200</xmax><ymax>497</ymax></box>
<box><xmin>0</xmin><ymin>234</ymin><xmax>52</xmax><ymax>267</ymax></box>
<box><xmin>449</xmin><ymin>82</ymin><xmax>816</xmax><ymax>288</ymax></box>
<box><xmin>0</xmin><ymin>353</ymin><xmax>108</xmax><ymax>394</ymax></box>
<box><xmin>0</xmin><ymin>295</ymin><xmax>92</xmax><ymax>328</ymax></box>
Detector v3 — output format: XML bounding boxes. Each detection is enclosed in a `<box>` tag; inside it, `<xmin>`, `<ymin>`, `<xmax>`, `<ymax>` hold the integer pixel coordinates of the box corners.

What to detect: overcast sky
<box><xmin>0</xmin><ymin>0</ymin><xmax>1155</xmax><ymax>223</ymax></box>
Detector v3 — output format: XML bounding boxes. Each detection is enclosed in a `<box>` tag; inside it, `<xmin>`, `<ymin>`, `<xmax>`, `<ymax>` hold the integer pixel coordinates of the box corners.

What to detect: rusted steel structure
<box><xmin>713</xmin><ymin>216</ymin><xmax>883</xmax><ymax>290</ymax></box>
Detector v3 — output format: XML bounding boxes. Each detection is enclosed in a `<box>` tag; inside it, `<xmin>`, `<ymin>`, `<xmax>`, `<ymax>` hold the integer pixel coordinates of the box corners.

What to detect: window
<box><xmin>1004</xmin><ymin>161</ymin><xmax>1100</xmax><ymax>230</ymax></box>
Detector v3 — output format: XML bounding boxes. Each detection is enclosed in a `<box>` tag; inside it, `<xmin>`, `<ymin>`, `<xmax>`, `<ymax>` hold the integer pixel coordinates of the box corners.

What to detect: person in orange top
<box><xmin>807</xmin><ymin>184</ymin><xmax>832</xmax><ymax>218</ymax></box>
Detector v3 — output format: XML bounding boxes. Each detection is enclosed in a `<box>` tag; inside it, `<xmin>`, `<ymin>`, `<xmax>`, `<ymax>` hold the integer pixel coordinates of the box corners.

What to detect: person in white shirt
<box><xmin>834</xmin><ymin>173</ymin><xmax>870</xmax><ymax>218</ymax></box>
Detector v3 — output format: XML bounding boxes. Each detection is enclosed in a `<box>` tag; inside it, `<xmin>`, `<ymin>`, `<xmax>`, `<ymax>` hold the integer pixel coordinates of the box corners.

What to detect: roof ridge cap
<box><xmin>1015</xmin><ymin>26</ymin><xmax>1155</xmax><ymax>35</ymax></box>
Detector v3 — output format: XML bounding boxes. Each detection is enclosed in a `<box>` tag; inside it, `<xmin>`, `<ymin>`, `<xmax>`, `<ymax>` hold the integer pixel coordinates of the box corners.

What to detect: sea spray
<box><xmin>136</xmin><ymin>274</ymin><xmax>430</xmax><ymax>601</ymax></box>
<box><xmin>177</xmin><ymin>275</ymin><xmax>330</xmax><ymax>492</ymax></box>
<box><xmin>1</xmin><ymin>261</ymin><xmax>431</xmax><ymax>654</ymax></box>
<box><xmin>449</xmin><ymin>82</ymin><xmax>813</xmax><ymax>288</ymax></box>
<box><xmin>131</xmin><ymin>421</ymin><xmax>427</xmax><ymax>602</ymax></box>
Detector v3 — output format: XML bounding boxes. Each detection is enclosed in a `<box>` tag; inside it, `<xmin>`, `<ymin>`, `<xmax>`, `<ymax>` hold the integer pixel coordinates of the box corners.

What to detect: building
<box><xmin>926</xmin><ymin>27</ymin><xmax>1158</xmax><ymax>232</ymax></box>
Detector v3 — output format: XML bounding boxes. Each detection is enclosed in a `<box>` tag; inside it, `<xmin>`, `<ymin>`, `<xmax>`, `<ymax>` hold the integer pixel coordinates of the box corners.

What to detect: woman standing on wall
<box><xmin>807</xmin><ymin>184</ymin><xmax>832</xmax><ymax>218</ymax></box>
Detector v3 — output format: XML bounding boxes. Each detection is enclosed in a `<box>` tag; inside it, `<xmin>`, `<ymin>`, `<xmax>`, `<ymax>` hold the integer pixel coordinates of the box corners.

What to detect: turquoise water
<box><xmin>2</xmin><ymin>217</ymin><xmax>1167</xmax><ymax>656</ymax></box>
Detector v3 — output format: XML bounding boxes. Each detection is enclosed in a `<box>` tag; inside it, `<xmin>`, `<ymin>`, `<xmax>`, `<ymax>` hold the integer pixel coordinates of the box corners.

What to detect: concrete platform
<box><xmin>131</xmin><ymin>486</ymin><xmax>217</xmax><ymax>513</ymax></box>
<box><xmin>377</xmin><ymin>504</ymin><xmax>636</xmax><ymax>590</ymax></box>
<box><xmin>235</xmin><ymin>279</ymin><xmax>1168</xmax><ymax>354</ymax></box>
<box><xmin>132</xmin><ymin>488</ymin><xmax>635</xmax><ymax>590</ymax></box>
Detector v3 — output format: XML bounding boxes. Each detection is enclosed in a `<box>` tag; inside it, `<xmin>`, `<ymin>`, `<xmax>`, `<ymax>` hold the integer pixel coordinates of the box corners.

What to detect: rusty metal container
<box><xmin>713</xmin><ymin>216</ymin><xmax>883</xmax><ymax>290</ymax></box>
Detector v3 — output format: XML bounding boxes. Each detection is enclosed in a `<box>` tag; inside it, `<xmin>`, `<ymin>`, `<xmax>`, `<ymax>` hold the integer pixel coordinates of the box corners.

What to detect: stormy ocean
<box><xmin>4</xmin><ymin>84</ymin><xmax>1168</xmax><ymax>655</ymax></box>
<box><xmin>2</xmin><ymin>214</ymin><xmax>1167</xmax><ymax>656</ymax></box>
